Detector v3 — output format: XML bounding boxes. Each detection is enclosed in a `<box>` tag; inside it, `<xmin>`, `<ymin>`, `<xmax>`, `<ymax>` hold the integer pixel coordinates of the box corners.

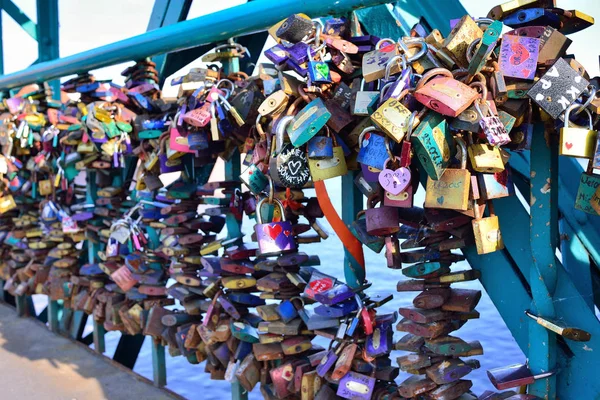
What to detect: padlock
<box><xmin>415</xmin><ymin>68</ymin><xmax>479</xmax><ymax>117</ymax></box>
<box><xmin>379</xmin><ymin>136</ymin><xmax>411</xmax><ymax>198</ymax></box>
<box><xmin>307</xmin><ymin>44</ymin><xmax>332</xmax><ymax>86</ymax></box>
<box><xmin>350</xmin><ymin>212</ymin><xmax>385</xmax><ymax>253</ymax></box>
<box><xmin>527</xmin><ymin>57</ymin><xmax>590</xmax><ymax>119</ymax></box>
<box><xmin>575</xmin><ymin>161</ymin><xmax>600</xmax><ymax>215</ymax></box>
<box><xmin>365</xmin><ymin>195</ymin><xmax>400</xmax><ymax>236</ymax></box>
<box><xmin>362</xmin><ymin>44</ymin><xmax>400</xmax><ymax>83</ymax></box>
<box><xmin>502</xmin><ymin>8</ymin><xmax>561</xmax><ymax>30</ymax></box>
<box><xmin>308</xmin><ymin>134</ymin><xmax>347</xmax><ymax>181</ymax></box>
<box><xmin>538</xmin><ymin>26</ymin><xmax>571</xmax><ymax>63</ymax></box>
<box><xmin>288</xmin><ymin>98</ymin><xmax>331</xmax><ymax>147</ymax></box>
<box><xmin>472</xmin><ymin>200</ymin><xmax>504</xmax><ymax>255</ymax></box>
<box><xmin>413</xmin><ymin>111</ymin><xmax>455</xmax><ymax>180</ymax></box>
<box><xmin>498</xmin><ymin>34</ymin><xmax>540</xmax><ymax>81</ymax></box>
<box><xmin>425</xmin><ymin>137</ymin><xmax>471</xmax><ymax>210</ymax></box>
<box><xmin>254</xmin><ymin>198</ymin><xmax>297</xmax><ymax>256</ymax></box>
<box><xmin>337</xmin><ymin>371</ymin><xmax>376</xmax><ymax>400</ymax></box>
<box><xmin>487</xmin><ymin>364</ymin><xmax>555</xmax><ymax>391</ymax></box>
<box><xmin>370</xmin><ymin>97</ymin><xmax>412</xmax><ymax>143</ymax></box>
<box><xmin>559</xmin><ymin>103</ymin><xmax>597</xmax><ymax>158</ymax></box>
<box><xmin>357</xmin><ymin>127</ymin><xmax>388</xmax><ymax>174</ymax></box>
<box><xmin>307</xmin><ymin>130</ymin><xmax>334</xmax><ymax>159</ymax></box>
<box><xmin>466</xmin><ymin>20</ymin><xmax>502</xmax><ymax>78</ymax></box>
<box><xmin>474</xmin><ymin>101</ymin><xmax>511</xmax><ymax>147</ymax></box>
<box><xmin>275</xmin><ymin>14</ymin><xmax>314</xmax><ymax>43</ymax></box>
<box><xmin>468</xmin><ymin>141</ymin><xmax>505</xmax><ymax>173</ymax></box>
<box><xmin>442</xmin><ymin>15</ymin><xmax>483</xmax><ymax>68</ymax></box>
<box><xmin>351</xmin><ymin>79</ymin><xmax>380</xmax><ymax>116</ymax></box>
<box><xmin>240</xmin><ymin>164</ymin><xmax>268</xmax><ymax>195</ymax></box>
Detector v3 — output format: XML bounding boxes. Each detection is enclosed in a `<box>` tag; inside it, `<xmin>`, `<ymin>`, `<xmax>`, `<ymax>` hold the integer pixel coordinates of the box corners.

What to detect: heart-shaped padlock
<box><xmin>379</xmin><ymin>156</ymin><xmax>411</xmax><ymax>196</ymax></box>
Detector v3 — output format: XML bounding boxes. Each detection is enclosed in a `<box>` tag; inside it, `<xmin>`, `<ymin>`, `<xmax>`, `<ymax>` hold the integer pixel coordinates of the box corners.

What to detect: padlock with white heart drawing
<box><xmin>559</xmin><ymin>103</ymin><xmax>597</xmax><ymax>158</ymax></box>
<box><xmin>254</xmin><ymin>198</ymin><xmax>297</xmax><ymax>256</ymax></box>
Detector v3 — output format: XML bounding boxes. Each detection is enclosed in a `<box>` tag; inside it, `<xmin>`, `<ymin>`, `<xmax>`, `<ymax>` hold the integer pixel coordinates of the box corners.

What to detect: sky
<box><xmin>1</xmin><ymin>0</ymin><xmax>599</xmax><ymax>94</ymax></box>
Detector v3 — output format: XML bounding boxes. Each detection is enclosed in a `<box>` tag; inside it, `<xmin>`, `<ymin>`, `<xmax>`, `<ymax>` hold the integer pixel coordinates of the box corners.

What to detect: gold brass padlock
<box><xmin>425</xmin><ymin>137</ymin><xmax>471</xmax><ymax>210</ymax></box>
<box><xmin>559</xmin><ymin>103</ymin><xmax>597</xmax><ymax>158</ymax></box>
<box><xmin>472</xmin><ymin>200</ymin><xmax>504</xmax><ymax>255</ymax></box>
<box><xmin>370</xmin><ymin>98</ymin><xmax>412</xmax><ymax>143</ymax></box>
<box><xmin>468</xmin><ymin>142</ymin><xmax>505</xmax><ymax>173</ymax></box>
<box><xmin>442</xmin><ymin>15</ymin><xmax>483</xmax><ymax>68</ymax></box>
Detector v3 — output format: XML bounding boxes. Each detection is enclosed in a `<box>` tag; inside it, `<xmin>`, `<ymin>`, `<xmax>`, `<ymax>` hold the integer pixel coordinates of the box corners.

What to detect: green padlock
<box><xmin>412</xmin><ymin>112</ymin><xmax>454</xmax><ymax>180</ymax></box>
<box><xmin>287</xmin><ymin>98</ymin><xmax>331</xmax><ymax>147</ymax></box>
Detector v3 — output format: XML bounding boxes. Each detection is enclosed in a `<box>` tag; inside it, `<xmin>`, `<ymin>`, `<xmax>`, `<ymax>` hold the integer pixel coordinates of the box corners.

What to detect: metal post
<box><xmin>528</xmin><ymin>124</ymin><xmax>557</xmax><ymax>398</ymax></box>
<box><xmin>152</xmin><ymin>339</ymin><xmax>167</xmax><ymax>387</ymax></box>
<box><xmin>35</xmin><ymin>0</ymin><xmax>60</xmax><ymax>99</ymax></box>
<box><xmin>341</xmin><ymin>171</ymin><xmax>365</xmax><ymax>288</ymax></box>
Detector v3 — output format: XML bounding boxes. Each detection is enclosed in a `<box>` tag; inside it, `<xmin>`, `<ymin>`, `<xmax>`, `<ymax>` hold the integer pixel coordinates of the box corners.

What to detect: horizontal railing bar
<box><xmin>0</xmin><ymin>0</ymin><xmax>391</xmax><ymax>90</ymax></box>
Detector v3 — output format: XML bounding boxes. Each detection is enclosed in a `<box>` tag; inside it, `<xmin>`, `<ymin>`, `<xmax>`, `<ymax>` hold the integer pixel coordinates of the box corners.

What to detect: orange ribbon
<box><xmin>314</xmin><ymin>180</ymin><xmax>365</xmax><ymax>272</ymax></box>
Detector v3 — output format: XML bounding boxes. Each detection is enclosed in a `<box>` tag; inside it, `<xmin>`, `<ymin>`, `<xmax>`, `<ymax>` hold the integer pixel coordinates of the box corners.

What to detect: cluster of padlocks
<box><xmin>0</xmin><ymin>0</ymin><xmax>598</xmax><ymax>399</ymax></box>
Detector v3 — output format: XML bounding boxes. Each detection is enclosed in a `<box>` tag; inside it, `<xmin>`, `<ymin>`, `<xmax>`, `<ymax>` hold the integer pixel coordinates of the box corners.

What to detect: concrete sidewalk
<box><xmin>0</xmin><ymin>302</ymin><xmax>181</xmax><ymax>400</ymax></box>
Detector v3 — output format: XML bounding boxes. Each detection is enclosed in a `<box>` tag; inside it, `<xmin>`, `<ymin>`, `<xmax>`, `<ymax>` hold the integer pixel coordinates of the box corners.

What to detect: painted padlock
<box><xmin>560</xmin><ymin>103</ymin><xmax>597</xmax><ymax>158</ymax></box>
<box><xmin>414</xmin><ymin>68</ymin><xmax>479</xmax><ymax>117</ymax></box>
<box><xmin>254</xmin><ymin>198</ymin><xmax>297</xmax><ymax>256</ymax></box>
<box><xmin>287</xmin><ymin>97</ymin><xmax>331</xmax><ymax>147</ymax></box>
<box><xmin>337</xmin><ymin>371</ymin><xmax>376</xmax><ymax>400</ymax></box>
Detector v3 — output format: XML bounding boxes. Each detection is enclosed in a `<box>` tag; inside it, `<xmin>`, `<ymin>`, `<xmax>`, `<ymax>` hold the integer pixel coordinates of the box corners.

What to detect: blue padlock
<box><xmin>357</xmin><ymin>126</ymin><xmax>389</xmax><ymax>170</ymax></box>
<box><xmin>307</xmin><ymin>134</ymin><xmax>334</xmax><ymax>159</ymax></box>
<box><xmin>502</xmin><ymin>8</ymin><xmax>561</xmax><ymax>29</ymax></box>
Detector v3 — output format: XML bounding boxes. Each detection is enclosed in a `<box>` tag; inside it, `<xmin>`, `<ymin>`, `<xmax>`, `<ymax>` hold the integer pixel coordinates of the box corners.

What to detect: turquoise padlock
<box><xmin>287</xmin><ymin>98</ymin><xmax>331</xmax><ymax>147</ymax></box>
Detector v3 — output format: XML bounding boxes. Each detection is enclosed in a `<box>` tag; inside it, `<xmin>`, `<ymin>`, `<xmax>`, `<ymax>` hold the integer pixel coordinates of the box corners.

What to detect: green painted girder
<box><xmin>391</xmin><ymin>0</ymin><xmax>468</xmax><ymax>36</ymax></box>
<box><xmin>147</xmin><ymin>0</ymin><xmax>193</xmax><ymax>85</ymax></box>
<box><xmin>2</xmin><ymin>0</ymin><xmax>37</xmax><ymax>41</ymax></box>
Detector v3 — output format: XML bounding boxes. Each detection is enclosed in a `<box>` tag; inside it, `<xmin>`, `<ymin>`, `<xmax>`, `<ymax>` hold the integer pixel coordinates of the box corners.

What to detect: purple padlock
<box><xmin>365</xmin><ymin>321</ymin><xmax>393</xmax><ymax>357</ymax></box>
<box><xmin>337</xmin><ymin>371</ymin><xmax>376</xmax><ymax>400</ymax></box>
<box><xmin>316</xmin><ymin>347</ymin><xmax>339</xmax><ymax>377</ymax></box>
<box><xmin>314</xmin><ymin>284</ymin><xmax>354</xmax><ymax>305</ymax></box>
<box><xmin>287</xmin><ymin>42</ymin><xmax>316</xmax><ymax>65</ymax></box>
<box><xmin>381</xmin><ymin>67</ymin><xmax>413</xmax><ymax>103</ymax></box>
<box><xmin>499</xmin><ymin>34</ymin><xmax>540</xmax><ymax>80</ymax></box>
<box><xmin>159</xmin><ymin>154</ymin><xmax>183</xmax><ymax>174</ymax></box>
<box><xmin>264</xmin><ymin>43</ymin><xmax>290</xmax><ymax>66</ymax></box>
<box><xmin>254</xmin><ymin>198</ymin><xmax>297</xmax><ymax>256</ymax></box>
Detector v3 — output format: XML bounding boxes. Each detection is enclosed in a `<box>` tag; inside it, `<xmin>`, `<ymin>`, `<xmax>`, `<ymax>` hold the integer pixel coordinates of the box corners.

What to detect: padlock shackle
<box><xmin>384</xmin><ymin>136</ymin><xmax>395</xmax><ymax>161</ymax></box>
<box><xmin>256</xmin><ymin>197</ymin><xmax>286</xmax><ymax>224</ymax></box>
<box><xmin>564</xmin><ymin>103</ymin><xmax>593</xmax><ymax>130</ymax></box>
<box><xmin>375</xmin><ymin>38</ymin><xmax>396</xmax><ymax>50</ymax></box>
<box><xmin>574</xmin><ymin>85</ymin><xmax>597</xmax><ymax>116</ymax></box>
<box><xmin>398</xmin><ymin>37</ymin><xmax>428</xmax><ymax>63</ymax></box>
<box><xmin>358</xmin><ymin>126</ymin><xmax>379</xmax><ymax>148</ymax></box>
<box><xmin>384</xmin><ymin>54</ymin><xmax>408</xmax><ymax>82</ymax></box>
<box><xmin>455</xmin><ymin>136</ymin><xmax>468</xmax><ymax>170</ymax></box>
<box><xmin>414</xmin><ymin>68</ymin><xmax>453</xmax><ymax>90</ymax></box>
<box><xmin>465</xmin><ymin>38</ymin><xmax>480</xmax><ymax>64</ymax></box>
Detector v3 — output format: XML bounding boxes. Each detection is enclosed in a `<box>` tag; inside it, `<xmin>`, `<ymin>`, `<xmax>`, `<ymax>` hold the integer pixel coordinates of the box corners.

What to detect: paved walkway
<box><xmin>0</xmin><ymin>302</ymin><xmax>181</xmax><ymax>400</ymax></box>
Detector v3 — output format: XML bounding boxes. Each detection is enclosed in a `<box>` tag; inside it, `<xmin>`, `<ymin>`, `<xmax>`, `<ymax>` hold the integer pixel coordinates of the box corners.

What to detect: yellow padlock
<box><xmin>472</xmin><ymin>200</ymin><xmax>504</xmax><ymax>255</ymax></box>
<box><xmin>468</xmin><ymin>143</ymin><xmax>505</xmax><ymax>173</ymax></box>
<box><xmin>308</xmin><ymin>142</ymin><xmax>347</xmax><ymax>182</ymax></box>
<box><xmin>559</xmin><ymin>103</ymin><xmax>597</xmax><ymax>158</ymax></box>
<box><xmin>425</xmin><ymin>137</ymin><xmax>471</xmax><ymax>211</ymax></box>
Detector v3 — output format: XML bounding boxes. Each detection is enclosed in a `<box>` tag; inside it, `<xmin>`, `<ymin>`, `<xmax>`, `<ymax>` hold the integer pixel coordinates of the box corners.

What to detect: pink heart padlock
<box><xmin>379</xmin><ymin>157</ymin><xmax>411</xmax><ymax>196</ymax></box>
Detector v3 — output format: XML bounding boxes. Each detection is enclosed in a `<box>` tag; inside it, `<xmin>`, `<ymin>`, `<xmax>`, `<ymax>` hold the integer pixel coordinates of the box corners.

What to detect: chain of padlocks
<box><xmin>0</xmin><ymin>0</ymin><xmax>598</xmax><ymax>399</ymax></box>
